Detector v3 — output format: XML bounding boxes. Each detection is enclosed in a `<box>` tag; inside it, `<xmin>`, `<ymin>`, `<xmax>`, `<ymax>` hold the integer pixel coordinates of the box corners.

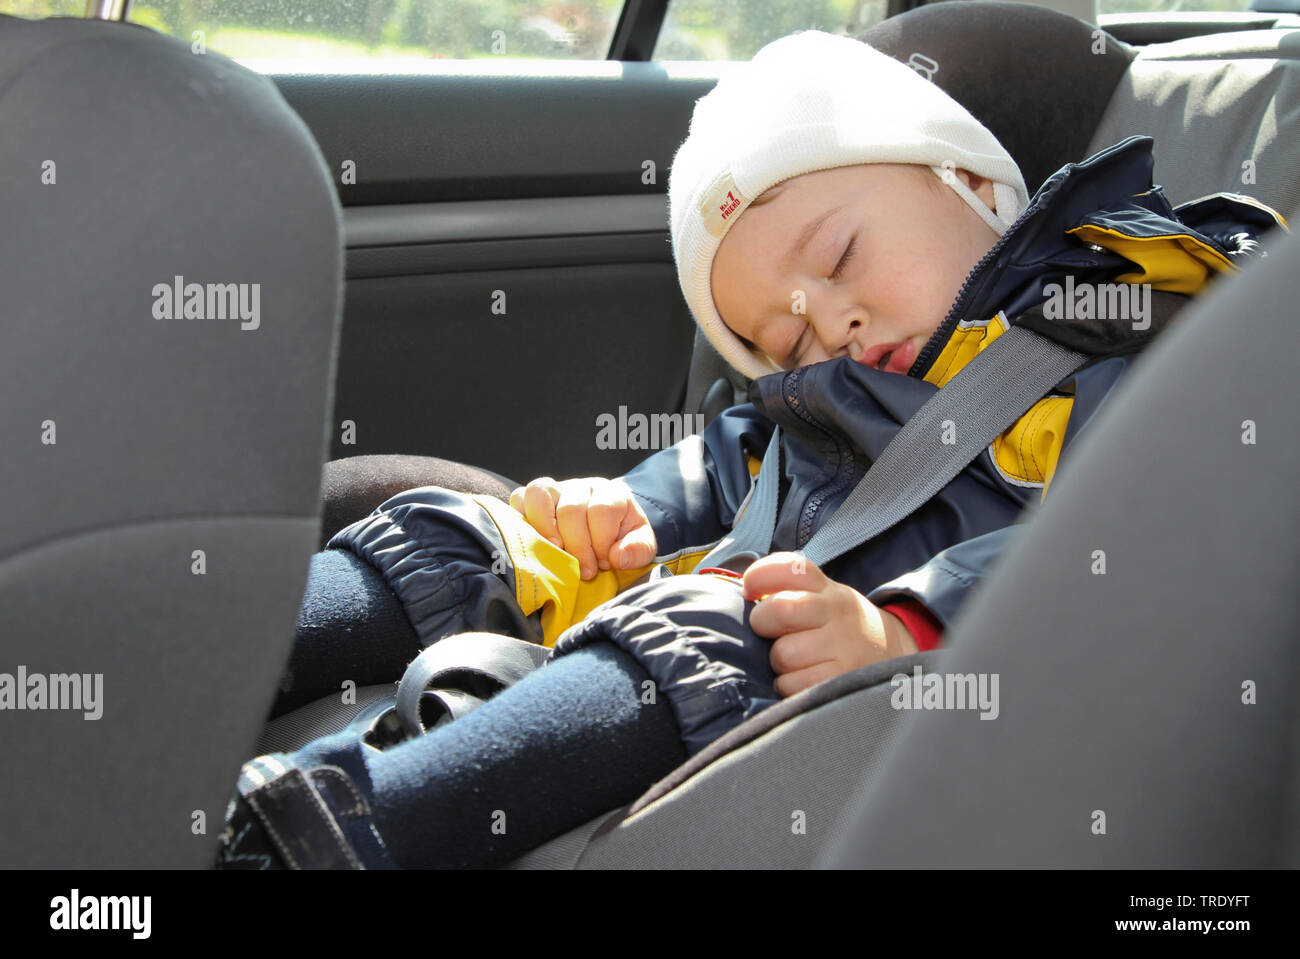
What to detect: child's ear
<box><xmin>955</xmin><ymin>169</ymin><xmax>999</xmax><ymax>218</ymax></box>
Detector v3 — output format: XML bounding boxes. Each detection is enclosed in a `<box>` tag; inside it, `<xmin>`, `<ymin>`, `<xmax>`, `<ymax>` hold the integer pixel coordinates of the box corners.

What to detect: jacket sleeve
<box><xmin>617</xmin><ymin>403</ymin><xmax>776</xmax><ymax>558</ymax></box>
<box><xmin>866</xmin><ymin>525</ymin><xmax>1024</xmax><ymax>631</ymax></box>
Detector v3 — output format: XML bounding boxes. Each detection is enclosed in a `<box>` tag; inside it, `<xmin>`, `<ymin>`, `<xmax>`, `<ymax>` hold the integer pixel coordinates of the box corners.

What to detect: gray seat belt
<box><xmin>693</xmin><ymin>425</ymin><xmax>785</xmax><ymax>571</ymax></box>
<box><xmin>694</xmin><ymin>326</ymin><xmax>1089</xmax><ymax>572</ymax></box>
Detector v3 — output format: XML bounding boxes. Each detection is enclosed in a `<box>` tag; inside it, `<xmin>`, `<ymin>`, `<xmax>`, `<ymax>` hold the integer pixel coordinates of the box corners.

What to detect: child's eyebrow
<box><xmin>786</xmin><ymin>205</ymin><xmax>843</xmax><ymax>267</ymax></box>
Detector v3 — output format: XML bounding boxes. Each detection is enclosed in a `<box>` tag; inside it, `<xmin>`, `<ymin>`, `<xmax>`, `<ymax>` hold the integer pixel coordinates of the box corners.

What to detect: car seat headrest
<box><xmin>859</xmin><ymin>0</ymin><xmax>1135</xmax><ymax>194</ymax></box>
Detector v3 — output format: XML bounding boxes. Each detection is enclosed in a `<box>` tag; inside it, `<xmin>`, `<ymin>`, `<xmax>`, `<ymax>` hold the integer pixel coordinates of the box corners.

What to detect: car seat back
<box><xmin>1086</xmin><ymin>28</ymin><xmax>1300</xmax><ymax>218</ymax></box>
<box><xmin>0</xmin><ymin>15</ymin><xmax>343</xmax><ymax>868</ymax></box>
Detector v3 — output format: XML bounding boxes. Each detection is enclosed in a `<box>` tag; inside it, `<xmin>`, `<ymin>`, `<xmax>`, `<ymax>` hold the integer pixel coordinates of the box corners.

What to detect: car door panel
<box><xmin>273</xmin><ymin>68</ymin><xmax>716</xmax><ymax>481</ymax></box>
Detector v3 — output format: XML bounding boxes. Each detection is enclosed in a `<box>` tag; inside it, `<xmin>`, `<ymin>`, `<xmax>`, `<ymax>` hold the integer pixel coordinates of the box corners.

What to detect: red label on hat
<box><xmin>699</xmin><ymin>171</ymin><xmax>747</xmax><ymax>237</ymax></box>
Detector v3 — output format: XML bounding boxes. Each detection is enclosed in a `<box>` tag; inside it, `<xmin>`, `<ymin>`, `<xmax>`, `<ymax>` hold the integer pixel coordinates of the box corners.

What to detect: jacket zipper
<box><xmin>910</xmin><ymin>172</ymin><xmax>1067</xmax><ymax>377</ymax></box>
<box><xmin>783</xmin><ymin>366</ymin><xmax>857</xmax><ymax>549</ymax></box>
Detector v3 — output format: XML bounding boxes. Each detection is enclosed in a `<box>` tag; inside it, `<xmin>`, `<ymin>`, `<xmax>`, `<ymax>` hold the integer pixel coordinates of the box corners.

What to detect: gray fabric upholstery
<box><xmin>821</xmin><ymin>230</ymin><xmax>1300</xmax><ymax>868</ymax></box>
<box><xmin>0</xmin><ymin>16</ymin><xmax>342</xmax><ymax>867</ymax></box>
<box><xmin>256</xmin><ymin>684</ymin><xmax>396</xmax><ymax>755</ymax></box>
<box><xmin>507</xmin><ymin>657</ymin><xmax>939</xmax><ymax>869</ymax></box>
<box><xmin>1087</xmin><ymin>29</ymin><xmax>1300</xmax><ymax>218</ymax></box>
<box><xmin>571</xmin><ymin>674</ymin><xmax>915</xmax><ymax>869</ymax></box>
<box><xmin>682</xmin><ymin>326</ymin><xmax>748</xmax><ymax>426</ymax></box>
<box><xmin>505</xmin><ymin>810</ymin><xmax>624</xmax><ymax>870</ymax></box>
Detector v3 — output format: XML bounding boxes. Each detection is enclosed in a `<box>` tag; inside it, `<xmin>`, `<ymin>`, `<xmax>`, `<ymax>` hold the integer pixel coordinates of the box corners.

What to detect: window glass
<box><xmin>655</xmin><ymin>0</ymin><xmax>1260</xmax><ymax>61</ymax></box>
<box><xmin>656</xmin><ymin>0</ymin><xmax>889</xmax><ymax>61</ymax></box>
<box><xmin>121</xmin><ymin>1</ymin><xmax>624</xmax><ymax>61</ymax></box>
<box><xmin>1098</xmin><ymin>0</ymin><xmax>1251</xmax><ymax>11</ymax></box>
<box><xmin>2</xmin><ymin>1</ymin><xmax>86</xmax><ymax>17</ymax></box>
<box><xmin>0</xmin><ymin>1</ymin><xmax>1263</xmax><ymax>61</ymax></box>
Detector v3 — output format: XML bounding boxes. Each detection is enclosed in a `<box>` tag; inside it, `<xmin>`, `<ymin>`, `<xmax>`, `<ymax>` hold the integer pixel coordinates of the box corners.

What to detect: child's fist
<box><xmin>509</xmin><ymin>477</ymin><xmax>658</xmax><ymax>580</ymax></box>
<box><xmin>743</xmin><ymin>552</ymin><xmax>916</xmax><ymax>697</ymax></box>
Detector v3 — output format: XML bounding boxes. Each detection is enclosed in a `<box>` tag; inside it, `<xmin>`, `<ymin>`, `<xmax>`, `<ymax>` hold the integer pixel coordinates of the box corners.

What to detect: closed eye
<box><xmin>830</xmin><ymin>236</ymin><xmax>858</xmax><ymax>280</ymax></box>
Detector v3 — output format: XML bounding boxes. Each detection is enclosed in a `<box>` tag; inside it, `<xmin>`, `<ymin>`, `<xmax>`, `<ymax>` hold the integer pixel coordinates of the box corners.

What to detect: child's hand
<box><xmin>509</xmin><ymin>477</ymin><xmax>658</xmax><ymax>580</ymax></box>
<box><xmin>743</xmin><ymin>552</ymin><xmax>917</xmax><ymax>697</ymax></box>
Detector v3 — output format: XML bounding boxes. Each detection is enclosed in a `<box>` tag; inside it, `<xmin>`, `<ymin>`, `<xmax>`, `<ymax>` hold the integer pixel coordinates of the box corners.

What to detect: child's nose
<box><xmin>806</xmin><ymin>293</ymin><xmax>865</xmax><ymax>359</ymax></box>
<box><xmin>832</xmin><ymin>317</ymin><xmax>865</xmax><ymax>360</ymax></box>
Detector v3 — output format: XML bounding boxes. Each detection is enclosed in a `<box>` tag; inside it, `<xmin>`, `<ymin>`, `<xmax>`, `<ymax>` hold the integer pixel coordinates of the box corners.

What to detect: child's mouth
<box><xmin>859</xmin><ymin>338</ymin><xmax>914</xmax><ymax>374</ymax></box>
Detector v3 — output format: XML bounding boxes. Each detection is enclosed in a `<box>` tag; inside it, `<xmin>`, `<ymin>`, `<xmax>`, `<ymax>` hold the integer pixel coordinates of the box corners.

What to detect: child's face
<box><xmin>712</xmin><ymin>163</ymin><xmax>1001</xmax><ymax>374</ymax></box>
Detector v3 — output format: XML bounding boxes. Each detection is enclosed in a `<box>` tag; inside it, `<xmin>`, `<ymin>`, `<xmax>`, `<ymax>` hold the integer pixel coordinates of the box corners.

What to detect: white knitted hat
<box><xmin>669</xmin><ymin>30</ymin><xmax>1030</xmax><ymax>381</ymax></box>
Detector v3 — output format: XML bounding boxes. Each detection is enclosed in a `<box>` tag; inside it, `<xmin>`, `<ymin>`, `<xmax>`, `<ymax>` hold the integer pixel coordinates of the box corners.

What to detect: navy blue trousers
<box><xmin>275</xmin><ymin>548</ymin><xmax>687</xmax><ymax>868</ymax></box>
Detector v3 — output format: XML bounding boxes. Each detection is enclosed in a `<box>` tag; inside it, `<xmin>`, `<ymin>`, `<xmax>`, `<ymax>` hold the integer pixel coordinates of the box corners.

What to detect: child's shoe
<box><xmin>214</xmin><ymin>753</ymin><xmax>397</xmax><ymax>869</ymax></box>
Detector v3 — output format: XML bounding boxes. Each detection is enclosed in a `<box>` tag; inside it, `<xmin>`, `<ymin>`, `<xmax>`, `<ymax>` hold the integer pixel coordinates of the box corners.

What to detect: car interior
<box><xmin>2</xmin><ymin>0</ymin><xmax>1297</xmax><ymax>869</ymax></box>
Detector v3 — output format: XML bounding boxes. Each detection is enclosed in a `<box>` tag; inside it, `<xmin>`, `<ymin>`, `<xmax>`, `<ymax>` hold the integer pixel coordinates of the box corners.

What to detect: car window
<box><xmin>3</xmin><ymin>0</ymin><xmax>83</xmax><ymax>16</ymax></box>
<box><xmin>653</xmin><ymin>0</ymin><xmax>1256</xmax><ymax>62</ymax></box>
<box><xmin>1099</xmin><ymin>0</ymin><xmax>1252</xmax><ymax>10</ymax></box>
<box><xmin>655</xmin><ymin>0</ymin><xmax>890</xmax><ymax>61</ymax></box>
<box><xmin>118</xmin><ymin>0</ymin><xmax>624</xmax><ymax>62</ymax></box>
<box><xmin>0</xmin><ymin>1</ymin><xmax>1262</xmax><ymax>63</ymax></box>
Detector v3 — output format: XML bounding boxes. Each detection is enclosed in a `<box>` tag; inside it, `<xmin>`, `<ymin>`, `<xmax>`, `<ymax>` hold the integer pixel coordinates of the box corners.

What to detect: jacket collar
<box><xmin>910</xmin><ymin>134</ymin><xmax>1271</xmax><ymax>386</ymax></box>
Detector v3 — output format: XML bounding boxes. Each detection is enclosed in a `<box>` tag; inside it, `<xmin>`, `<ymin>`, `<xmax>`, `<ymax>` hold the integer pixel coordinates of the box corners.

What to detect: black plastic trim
<box><xmin>344</xmin><ymin>194</ymin><xmax>669</xmax><ymax>247</ymax></box>
<box><xmin>608</xmin><ymin>0</ymin><xmax>670</xmax><ymax>61</ymax></box>
<box><xmin>345</xmin><ymin>233</ymin><xmax>671</xmax><ymax>279</ymax></box>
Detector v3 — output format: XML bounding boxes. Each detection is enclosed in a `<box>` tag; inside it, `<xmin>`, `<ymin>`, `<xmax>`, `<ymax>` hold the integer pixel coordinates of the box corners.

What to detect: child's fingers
<box><xmin>774</xmin><ymin>660</ymin><xmax>843</xmax><ymax>699</ymax></box>
<box><xmin>610</xmin><ymin>521</ymin><xmax>657</xmax><ymax>571</ymax></box>
<box><xmin>519</xmin><ymin>479</ymin><xmax>563</xmax><ymax>549</ymax></box>
<box><xmin>607</xmin><ymin>489</ymin><xmax>657</xmax><ymax>570</ymax></box>
<box><xmin>586</xmin><ymin>482</ymin><xmax>627</xmax><ymax>570</ymax></box>
<box><xmin>555</xmin><ymin>481</ymin><xmax>599</xmax><ymax>579</ymax></box>
<box><xmin>742</xmin><ymin>552</ymin><xmax>826</xmax><ymax>602</ymax></box>
<box><xmin>767</xmin><ymin>628</ymin><xmax>836</xmax><ymax>676</ymax></box>
<box><xmin>748</xmin><ymin>589</ymin><xmax>828</xmax><ymax>638</ymax></box>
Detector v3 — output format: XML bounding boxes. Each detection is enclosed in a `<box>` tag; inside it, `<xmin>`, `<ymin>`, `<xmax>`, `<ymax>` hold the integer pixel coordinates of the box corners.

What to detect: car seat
<box><xmin>0</xmin><ymin>14</ymin><xmax>343</xmax><ymax>868</ymax></box>
<box><xmin>251</xmin><ymin>0</ymin><xmax>1300</xmax><ymax>868</ymax></box>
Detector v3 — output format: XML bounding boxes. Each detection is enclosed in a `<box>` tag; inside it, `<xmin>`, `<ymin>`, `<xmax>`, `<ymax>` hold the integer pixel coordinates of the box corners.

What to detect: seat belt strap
<box><xmin>695</xmin><ymin>326</ymin><xmax>1088</xmax><ymax>573</ymax></box>
<box><xmin>692</xmin><ymin>423</ymin><xmax>784</xmax><ymax>572</ymax></box>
